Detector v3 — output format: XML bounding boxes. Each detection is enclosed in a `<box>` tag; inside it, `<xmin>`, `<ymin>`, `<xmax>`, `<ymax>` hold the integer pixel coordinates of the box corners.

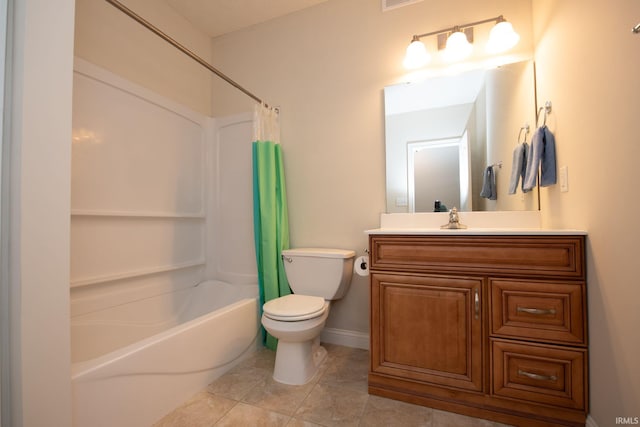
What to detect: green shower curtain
<box><xmin>252</xmin><ymin>139</ymin><xmax>291</xmax><ymax>350</ymax></box>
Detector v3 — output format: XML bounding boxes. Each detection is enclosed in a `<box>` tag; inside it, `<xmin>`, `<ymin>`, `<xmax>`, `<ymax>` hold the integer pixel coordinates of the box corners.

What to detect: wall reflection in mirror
<box><xmin>384</xmin><ymin>60</ymin><xmax>539</xmax><ymax>213</ymax></box>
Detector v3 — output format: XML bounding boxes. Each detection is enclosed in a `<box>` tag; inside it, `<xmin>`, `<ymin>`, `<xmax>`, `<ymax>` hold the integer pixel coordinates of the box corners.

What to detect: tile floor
<box><xmin>154</xmin><ymin>344</ymin><xmax>512</xmax><ymax>427</ymax></box>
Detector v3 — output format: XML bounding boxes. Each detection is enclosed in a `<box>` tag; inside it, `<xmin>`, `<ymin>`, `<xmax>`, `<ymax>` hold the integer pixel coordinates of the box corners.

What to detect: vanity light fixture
<box><xmin>486</xmin><ymin>16</ymin><xmax>520</xmax><ymax>53</ymax></box>
<box><xmin>403</xmin><ymin>35</ymin><xmax>431</xmax><ymax>69</ymax></box>
<box><xmin>402</xmin><ymin>15</ymin><xmax>520</xmax><ymax>69</ymax></box>
<box><xmin>442</xmin><ymin>27</ymin><xmax>473</xmax><ymax>62</ymax></box>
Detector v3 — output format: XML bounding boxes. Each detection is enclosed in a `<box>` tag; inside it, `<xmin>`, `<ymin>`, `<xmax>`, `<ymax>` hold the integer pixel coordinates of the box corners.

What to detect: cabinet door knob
<box><xmin>516</xmin><ymin>306</ymin><xmax>557</xmax><ymax>315</ymax></box>
<box><xmin>517</xmin><ymin>369</ymin><xmax>557</xmax><ymax>382</ymax></box>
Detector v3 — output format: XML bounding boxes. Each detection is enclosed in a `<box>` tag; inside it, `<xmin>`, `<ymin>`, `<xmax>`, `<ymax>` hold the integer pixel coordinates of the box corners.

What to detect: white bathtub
<box><xmin>71</xmin><ymin>280</ymin><xmax>260</xmax><ymax>427</ymax></box>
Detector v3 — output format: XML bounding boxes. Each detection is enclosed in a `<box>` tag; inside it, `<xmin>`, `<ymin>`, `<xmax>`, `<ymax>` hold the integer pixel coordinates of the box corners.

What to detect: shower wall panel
<box><xmin>71</xmin><ymin>59</ymin><xmax>208</xmax><ymax>316</ymax></box>
<box><xmin>206</xmin><ymin>113</ymin><xmax>258</xmax><ymax>284</ymax></box>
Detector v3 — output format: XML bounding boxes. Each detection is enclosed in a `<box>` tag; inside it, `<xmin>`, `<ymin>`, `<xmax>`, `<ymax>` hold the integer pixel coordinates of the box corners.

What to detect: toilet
<box><xmin>261</xmin><ymin>248</ymin><xmax>355</xmax><ymax>385</ymax></box>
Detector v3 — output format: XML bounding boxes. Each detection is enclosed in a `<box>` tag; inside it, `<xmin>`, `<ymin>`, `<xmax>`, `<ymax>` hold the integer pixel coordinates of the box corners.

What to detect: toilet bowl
<box><xmin>262</xmin><ymin>294</ymin><xmax>330</xmax><ymax>385</ymax></box>
<box><xmin>261</xmin><ymin>248</ymin><xmax>355</xmax><ymax>385</ymax></box>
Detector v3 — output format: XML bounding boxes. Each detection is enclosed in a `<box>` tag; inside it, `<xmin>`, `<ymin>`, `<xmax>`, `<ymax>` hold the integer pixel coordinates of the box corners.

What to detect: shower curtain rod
<box><xmin>105</xmin><ymin>0</ymin><xmax>272</xmax><ymax>109</ymax></box>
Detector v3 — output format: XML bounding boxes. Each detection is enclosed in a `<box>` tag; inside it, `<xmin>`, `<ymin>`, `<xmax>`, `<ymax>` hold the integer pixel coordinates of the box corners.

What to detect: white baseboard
<box><xmin>320</xmin><ymin>327</ymin><xmax>369</xmax><ymax>350</ymax></box>
<box><xmin>586</xmin><ymin>415</ymin><xmax>598</xmax><ymax>427</ymax></box>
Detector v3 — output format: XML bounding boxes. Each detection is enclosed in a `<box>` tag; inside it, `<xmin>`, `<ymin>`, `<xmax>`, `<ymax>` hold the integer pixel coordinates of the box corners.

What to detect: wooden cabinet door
<box><xmin>370</xmin><ymin>273</ymin><xmax>484</xmax><ymax>392</ymax></box>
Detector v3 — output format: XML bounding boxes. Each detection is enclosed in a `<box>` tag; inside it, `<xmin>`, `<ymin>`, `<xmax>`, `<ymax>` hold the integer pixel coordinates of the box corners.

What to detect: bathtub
<box><xmin>71</xmin><ymin>280</ymin><xmax>260</xmax><ymax>427</ymax></box>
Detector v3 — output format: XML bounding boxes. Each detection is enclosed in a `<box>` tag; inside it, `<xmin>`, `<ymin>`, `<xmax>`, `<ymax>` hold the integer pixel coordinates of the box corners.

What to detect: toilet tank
<box><xmin>281</xmin><ymin>248</ymin><xmax>355</xmax><ymax>300</ymax></box>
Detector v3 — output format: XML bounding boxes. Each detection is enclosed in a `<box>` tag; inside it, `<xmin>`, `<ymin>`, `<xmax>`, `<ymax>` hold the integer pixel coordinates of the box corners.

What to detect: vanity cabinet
<box><xmin>368</xmin><ymin>234</ymin><xmax>588</xmax><ymax>427</ymax></box>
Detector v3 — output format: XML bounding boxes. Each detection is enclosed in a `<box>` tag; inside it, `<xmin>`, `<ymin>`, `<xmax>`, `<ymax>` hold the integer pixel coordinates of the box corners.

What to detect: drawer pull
<box><xmin>516</xmin><ymin>306</ymin><xmax>557</xmax><ymax>315</ymax></box>
<box><xmin>518</xmin><ymin>369</ymin><xmax>557</xmax><ymax>381</ymax></box>
<box><xmin>474</xmin><ymin>288</ymin><xmax>480</xmax><ymax>320</ymax></box>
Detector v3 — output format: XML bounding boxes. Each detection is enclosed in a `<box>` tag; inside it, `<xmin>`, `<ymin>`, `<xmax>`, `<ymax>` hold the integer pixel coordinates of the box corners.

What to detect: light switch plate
<box><xmin>559</xmin><ymin>166</ymin><xmax>568</xmax><ymax>192</ymax></box>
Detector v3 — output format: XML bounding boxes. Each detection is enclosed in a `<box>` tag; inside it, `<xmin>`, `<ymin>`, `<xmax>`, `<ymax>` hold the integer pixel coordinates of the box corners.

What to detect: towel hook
<box><xmin>536</xmin><ymin>101</ymin><xmax>552</xmax><ymax>127</ymax></box>
<box><xmin>518</xmin><ymin>123</ymin><xmax>530</xmax><ymax>144</ymax></box>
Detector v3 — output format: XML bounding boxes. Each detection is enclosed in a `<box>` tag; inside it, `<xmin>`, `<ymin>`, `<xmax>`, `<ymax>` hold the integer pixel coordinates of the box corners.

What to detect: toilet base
<box><xmin>273</xmin><ymin>336</ymin><xmax>327</xmax><ymax>385</ymax></box>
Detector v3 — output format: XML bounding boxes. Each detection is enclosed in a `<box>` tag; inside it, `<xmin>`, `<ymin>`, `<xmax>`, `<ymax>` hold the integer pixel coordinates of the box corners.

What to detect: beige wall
<box><xmin>74</xmin><ymin>0</ymin><xmax>214</xmax><ymax>115</ymax></box>
<box><xmin>533</xmin><ymin>0</ymin><xmax>640</xmax><ymax>424</ymax></box>
<box><xmin>210</xmin><ymin>0</ymin><xmax>534</xmax><ymax>340</ymax></box>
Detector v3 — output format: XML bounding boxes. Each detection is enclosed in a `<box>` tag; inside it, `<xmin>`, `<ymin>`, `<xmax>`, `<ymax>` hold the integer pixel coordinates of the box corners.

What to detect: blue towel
<box><xmin>523</xmin><ymin>126</ymin><xmax>557</xmax><ymax>191</ymax></box>
<box><xmin>539</xmin><ymin>127</ymin><xmax>557</xmax><ymax>186</ymax></box>
<box><xmin>480</xmin><ymin>165</ymin><xmax>497</xmax><ymax>200</ymax></box>
<box><xmin>508</xmin><ymin>142</ymin><xmax>528</xmax><ymax>194</ymax></box>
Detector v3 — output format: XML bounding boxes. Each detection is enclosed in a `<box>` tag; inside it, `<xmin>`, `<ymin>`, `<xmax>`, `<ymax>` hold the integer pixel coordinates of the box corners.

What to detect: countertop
<box><xmin>371</xmin><ymin>212</ymin><xmax>587</xmax><ymax>235</ymax></box>
<box><xmin>365</xmin><ymin>228</ymin><xmax>588</xmax><ymax>235</ymax></box>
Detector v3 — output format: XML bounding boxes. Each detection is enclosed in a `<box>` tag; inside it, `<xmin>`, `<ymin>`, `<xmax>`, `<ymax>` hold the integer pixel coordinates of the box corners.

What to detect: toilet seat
<box><xmin>263</xmin><ymin>294</ymin><xmax>327</xmax><ymax>321</ymax></box>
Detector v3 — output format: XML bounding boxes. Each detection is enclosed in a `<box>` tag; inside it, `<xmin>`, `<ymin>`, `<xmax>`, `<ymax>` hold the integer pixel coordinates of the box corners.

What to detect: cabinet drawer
<box><xmin>370</xmin><ymin>235</ymin><xmax>584</xmax><ymax>279</ymax></box>
<box><xmin>490</xmin><ymin>280</ymin><xmax>586</xmax><ymax>345</ymax></box>
<box><xmin>492</xmin><ymin>339</ymin><xmax>587</xmax><ymax>410</ymax></box>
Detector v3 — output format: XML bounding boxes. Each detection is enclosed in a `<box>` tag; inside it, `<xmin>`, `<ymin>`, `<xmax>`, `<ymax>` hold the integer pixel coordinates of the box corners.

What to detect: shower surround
<box><xmin>70</xmin><ymin>58</ymin><xmax>259</xmax><ymax>426</ymax></box>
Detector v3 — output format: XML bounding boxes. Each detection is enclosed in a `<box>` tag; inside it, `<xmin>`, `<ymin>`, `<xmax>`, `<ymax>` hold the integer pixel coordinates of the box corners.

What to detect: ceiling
<box><xmin>165</xmin><ymin>0</ymin><xmax>329</xmax><ymax>38</ymax></box>
<box><xmin>385</xmin><ymin>69</ymin><xmax>487</xmax><ymax>116</ymax></box>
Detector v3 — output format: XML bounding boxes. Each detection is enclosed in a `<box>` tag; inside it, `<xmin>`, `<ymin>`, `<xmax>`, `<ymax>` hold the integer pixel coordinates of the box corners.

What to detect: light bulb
<box><xmin>443</xmin><ymin>31</ymin><xmax>472</xmax><ymax>62</ymax></box>
<box><xmin>403</xmin><ymin>39</ymin><xmax>430</xmax><ymax>69</ymax></box>
<box><xmin>486</xmin><ymin>20</ymin><xmax>520</xmax><ymax>53</ymax></box>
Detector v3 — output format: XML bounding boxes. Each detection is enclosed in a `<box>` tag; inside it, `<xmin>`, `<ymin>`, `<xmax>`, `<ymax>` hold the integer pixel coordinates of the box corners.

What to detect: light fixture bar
<box><xmin>402</xmin><ymin>14</ymin><xmax>519</xmax><ymax>69</ymax></box>
<box><xmin>411</xmin><ymin>15</ymin><xmax>505</xmax><ymax>41</ymax></box>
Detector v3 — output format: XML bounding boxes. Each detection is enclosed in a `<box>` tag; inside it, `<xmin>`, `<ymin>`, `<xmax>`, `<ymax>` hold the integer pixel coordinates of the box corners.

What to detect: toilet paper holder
<box><xmin>360</xmin><ymin>249</ymin><xmax>370</xmax><ymax>269</ymax></box>
<box><xmin>354</xmin><ymin>250</ymin><xmax>370</xmax><ymax>277</ymax></box>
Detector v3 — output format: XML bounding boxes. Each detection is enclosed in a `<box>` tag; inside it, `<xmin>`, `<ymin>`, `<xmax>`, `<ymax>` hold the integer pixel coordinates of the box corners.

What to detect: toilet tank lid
<box><xmin>281</xmin><ymin>248</ymin><xmax>355</xmax><ymax>259</ymax></box>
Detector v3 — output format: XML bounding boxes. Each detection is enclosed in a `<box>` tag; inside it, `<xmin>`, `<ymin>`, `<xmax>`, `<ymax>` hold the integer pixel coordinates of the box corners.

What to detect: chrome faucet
<box><xmin>440</xmin><ymin>207</ymin><xmax>467</xmax><ymax>229</ymax></box>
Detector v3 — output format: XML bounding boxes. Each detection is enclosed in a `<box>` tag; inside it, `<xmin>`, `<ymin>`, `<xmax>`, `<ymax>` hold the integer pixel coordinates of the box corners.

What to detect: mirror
<box><xmin>384</xmin><ymin>60</ymin><xmax>539</xmax><ymax>212</ymax></box>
